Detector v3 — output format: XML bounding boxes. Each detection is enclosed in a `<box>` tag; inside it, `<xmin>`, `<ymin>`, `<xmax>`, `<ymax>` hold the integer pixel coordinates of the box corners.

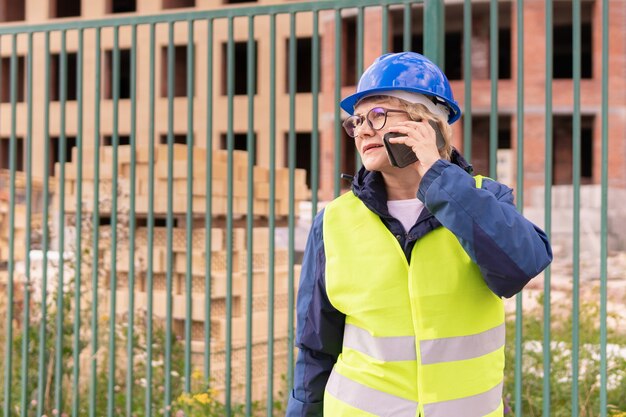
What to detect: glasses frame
<box><xmin>342</xmin><ymin>107</ymin><xmax>412</xmax><ymax>138</ymax></box>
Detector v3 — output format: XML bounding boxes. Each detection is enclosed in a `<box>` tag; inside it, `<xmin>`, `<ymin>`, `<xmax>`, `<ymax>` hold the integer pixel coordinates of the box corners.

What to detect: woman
<box><xmin>286</xmin><ymin>52</ymin><xmax>552</xmax><ymax>417</ymax></box>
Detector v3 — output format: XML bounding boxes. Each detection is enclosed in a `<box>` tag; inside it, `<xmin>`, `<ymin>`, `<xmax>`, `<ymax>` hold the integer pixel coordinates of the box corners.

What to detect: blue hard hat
<box><xmin>340</xmin><ymin>52</ymin><xmax>461</xmax><ymax>124</ymax></box>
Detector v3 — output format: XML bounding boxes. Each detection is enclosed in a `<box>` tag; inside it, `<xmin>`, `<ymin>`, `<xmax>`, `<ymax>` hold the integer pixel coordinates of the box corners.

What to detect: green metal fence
<box><xmin>0</xmin><ymin>0</ymin><xmax>617</xmax><ymax>416</ymax></box>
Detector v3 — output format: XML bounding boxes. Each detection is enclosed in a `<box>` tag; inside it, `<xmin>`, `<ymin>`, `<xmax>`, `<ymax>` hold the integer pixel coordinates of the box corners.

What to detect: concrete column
<box><xmin>26</xmin><ymin>0</ymin><xmax>52</xmax><ymax>22</ymax></box>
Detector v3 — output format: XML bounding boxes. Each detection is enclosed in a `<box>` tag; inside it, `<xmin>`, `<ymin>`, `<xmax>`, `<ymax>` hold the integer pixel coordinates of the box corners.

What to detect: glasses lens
<box><xmin>342</xmin><ymin>116</ymin><xmax>360</xmax><ymax>137</ymax></box>
<box><xmin>367</xmin><ymin>107</ymin><xmax>388</xmax><ymax>130</ymax></box>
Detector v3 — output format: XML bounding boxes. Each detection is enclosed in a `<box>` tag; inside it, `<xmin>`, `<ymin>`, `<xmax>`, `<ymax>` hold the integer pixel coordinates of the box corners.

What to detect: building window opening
<box><xmin>553</xmin><ymin>2</ymin><xmax>593</xmax><ymax>79</ymax></box>
<box><xmin>1</xmin><ymin>56</ymin><xmax>26</xmax><ymax>103</ymax></box>
<box><xmin>50</xmin><ymin>0</ymin><xmax>81</xmax><ymax>18</ymax></box>
<box><xmin>444</xmin><ymin>32</ymin><xmax>463</xmax><ymax>80</ymax></box>
<box><xmin>49</xmin><ymin>137</ymin><xmax>77</xmax><ymax>176</ymax></box>
<box><xmin>553</xmin><ymin>115</ymin><xmax>594</xmax><ymax>185</ymax></box>
<box><xmin>219</xmin><ymin>133</ymin><xmax>257</xmax><ymax>161</ymax></box>
<box><xmin>162</xmin><ymin>0</ymin><xmax>195</xmax><ymax>9</ymax></box>
<box><xmin>0</xmin><ymin>137</ymin><xmax>24</xmax><ymax>171</ymax></box>
<box><xmin>103</xmin><ymin>135</ymin><xmax>131</xmax><ymax>146</ymax></box>
<box><xmin>469</xmin><ymin>116</ymin><xmax>511</xmax><ymax>176</ymax></box>
<box><xmin>107</xmin><ymin>0</ymin><xmax>136</xmax><ymax>14</ymax></box>
<box><xmin>341</xmin><ymin>17</ymin><xmax>357</xmax><ymax>87</ymax></box>
<box><xmin>50</xmin><ymin>53</ymin><xmax>78</xmax><ymax>101</ymax></box>
<box><xmin>221</xmin><ymin>41</ymin><xmax>257</xmax><ymax>96</ymax></box>
<box><xmin>285</xmin><ymin>37</ymin><xmax>318</xmax><ymax>93</ymax></box>
<box><xmin>283</xmin><ymin>132</ymin><xmax>317</xmax><ymax>189</ymax></box>
<box><xmin>105</xmin><ymin>49</ymin><xmax>132</xmax><ymax>99</ymax></box>
<box><xmin>161</xmin><ymin>45</ymin><xmax>193</xmax><ymax>98</ymax></box>
<box><xmin>390</xmin><ymin>6</ymin><xmax>423</xmax><ymax>54</ymax></box>
<box><xmin>0</xmin><ymin>0</ymin><xmax>25</xmax><ymax>22</ymax></box>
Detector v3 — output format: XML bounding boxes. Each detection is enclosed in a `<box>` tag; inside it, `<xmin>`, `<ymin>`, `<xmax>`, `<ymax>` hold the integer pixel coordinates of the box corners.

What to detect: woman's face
<box><xmin>352</xmin><ymin>98</ymin><xmax>413</xmax><ymax>172</ymax></box>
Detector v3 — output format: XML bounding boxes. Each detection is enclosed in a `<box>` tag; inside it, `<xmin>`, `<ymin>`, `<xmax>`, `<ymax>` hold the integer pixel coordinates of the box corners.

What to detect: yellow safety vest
<box><xmin>322</xmin><ymin>178</ymin><xmax>505</xmax><ymax>417</ymax></box>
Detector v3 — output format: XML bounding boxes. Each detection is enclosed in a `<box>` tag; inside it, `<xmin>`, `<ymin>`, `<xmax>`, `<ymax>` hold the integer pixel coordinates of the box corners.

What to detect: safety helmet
<box><xmin>340</xmin><ymin>52</ymin><xmax>461</xmax><ymax>124</ymax></box>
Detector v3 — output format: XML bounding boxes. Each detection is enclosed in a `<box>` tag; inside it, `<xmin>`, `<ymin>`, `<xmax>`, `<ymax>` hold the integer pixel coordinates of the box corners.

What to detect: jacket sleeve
<box><xmin>286</xmin><ymin>209</ymin><xmax>345</xmax><ymax>417</ymax></box>
<box><xmin>417</xmin><ymin>159</ymin><xmax>553</xmax><ymax>298</ymax></box>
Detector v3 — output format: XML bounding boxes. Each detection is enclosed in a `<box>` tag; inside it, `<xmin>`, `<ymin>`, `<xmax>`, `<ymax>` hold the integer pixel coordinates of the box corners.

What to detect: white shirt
<box><xmin>387</xmin><ymin>198</ymin><xmax>425</xmax><ymax>233</ymax></box>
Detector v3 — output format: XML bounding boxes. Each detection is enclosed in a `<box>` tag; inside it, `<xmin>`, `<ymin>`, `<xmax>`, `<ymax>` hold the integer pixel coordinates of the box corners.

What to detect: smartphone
<box><xmin>383</xmin><ymin>120</ymin><xmax>445</xmax><ymax>168</ymax></box>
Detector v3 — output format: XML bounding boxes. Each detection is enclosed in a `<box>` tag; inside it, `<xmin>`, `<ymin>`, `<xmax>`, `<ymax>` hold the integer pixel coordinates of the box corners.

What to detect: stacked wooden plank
<box><xmin>59</xmin><ymin>144</ymin><xmax>310</xmax><ymax>217</ymax></box>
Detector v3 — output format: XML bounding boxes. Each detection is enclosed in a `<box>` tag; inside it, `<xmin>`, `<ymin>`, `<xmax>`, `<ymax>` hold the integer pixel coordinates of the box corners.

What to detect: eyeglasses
<box><xmin>342</xmin><ymin>107</ymin><xmax>411</xmax><ymax>138</ymax></box>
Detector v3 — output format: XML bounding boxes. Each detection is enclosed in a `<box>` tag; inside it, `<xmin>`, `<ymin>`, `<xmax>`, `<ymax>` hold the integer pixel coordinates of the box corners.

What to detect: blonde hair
<box><xmin>356</xmin><ymin>95</ymin><xmax>453</xmax><ymax>161</ymax></box>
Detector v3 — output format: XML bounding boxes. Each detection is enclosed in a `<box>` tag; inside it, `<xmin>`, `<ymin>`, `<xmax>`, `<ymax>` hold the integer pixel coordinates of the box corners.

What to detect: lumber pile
<box><xmin>57</xmin><ymin>144</ymin><xmax>310</xmax><ymax>217</ymax></box>
<box><xmin>55</xmin><ymin>144</ymin><xmax>306</xmax><ymax>403</ymax></box>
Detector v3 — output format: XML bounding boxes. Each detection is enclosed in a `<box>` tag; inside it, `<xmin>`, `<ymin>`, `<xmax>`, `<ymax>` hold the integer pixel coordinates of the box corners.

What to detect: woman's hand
<box><xmin>387</xmin><ymin>120</ymin><xmax>441</xmax><ymax>176</ymax></box>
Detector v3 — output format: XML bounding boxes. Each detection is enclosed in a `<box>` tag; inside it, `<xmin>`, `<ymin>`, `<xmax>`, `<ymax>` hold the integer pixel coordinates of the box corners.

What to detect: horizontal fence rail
<box><xmin>0</xmin><ymin>0</ymin><xmax>619</xmax><ymax>416</ymax></box>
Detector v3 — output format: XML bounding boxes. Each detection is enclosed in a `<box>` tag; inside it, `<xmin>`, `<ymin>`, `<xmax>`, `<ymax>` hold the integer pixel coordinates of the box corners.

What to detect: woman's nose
<box><xmin>354</xmin><ymin>120</ymin><xmax>374</xmax><ymax>138</ymax></box>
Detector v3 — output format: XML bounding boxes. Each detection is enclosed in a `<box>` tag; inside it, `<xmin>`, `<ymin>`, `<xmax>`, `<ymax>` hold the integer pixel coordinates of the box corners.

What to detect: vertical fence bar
<box><xmin>381</xmin><ymin>5</ymin><xmax>389</xmax><ymax>55</ymax></box>
<box><xmin>36</xmin><ymin>31</ymin><xmax>51</xmax><ymax>417</ymax></box>
<box><xmin>287</xmin><ymin>11</ymin><xmax>297</xmax><ymax>396</ymax></box>
<box><xmin>424</xmin><ymin>0</ymin><xmax>444</xmax><ymax>67</ymax></box>
<box><xmin>145</xmin><ymin>22</ymin><xmax>156</xmax><ymax>417</ymax></box>
<box><xmin>489</xmin><ymin>0</ymin><xmax>498</xmax><ymax>179</ymax></box>
<box><xmin>164</xmin><ymin>21</ymin><xmax>175</xmax><ymax>416</ymax></box>
<box><xmin>107</xmin><ymin>25</ymin><xmax>121</xmax><ymax>417</ymax></box>
<box><xmin>356</xmin><ymin>7</ymin><xmax>364</xmax><ymax>82</ymax></box>
<box><xmin>126</xmin><ymin>23</ymin><xmax>138</xmax><ymax>417</ymax></box>
<box><xmin>267</xmin><ymin>13</ymin><xmax>277</xmax><ymax>417</ymax></box>
<box><xmin>543</xmin><ymin>1</ymin><xmax>553</xmax><ymax>416</ymax></box>
<box><xmin>403</xmin><ymin>3</ymin><xmax>411</xmax><ymax>52</ymax></box>
<box><xmin>9</xmin><ymin>40</ymin><xmax>18</xmax><ymax>402</ymax></box>
<box><xmin>19</xmin><ymin>31</ymin><xmax>34</xmax><ymax>417</ymax></box>
<box><xmin>571</xmin><ymin>0</ymin><xmax>581</xmax><ymax>415</ymax></box>
<box><xmin>88</xmin><ymin>27</ymin><xmax>101</xmax><ymax>417</ymax></box>
<box><xmin>355</xmin><ymin>7</ymin><xmax>364</xmax><ymax>170</ymax></box>
<box><xmin>514</xmin><ymin>1</ymin><xmax>524</xmax><ymax>416</ymax></box>
<box><xmin>72</xmin><ymin>28</ymin><xmax>84</xmax><ymax>417</ymax></box>
<box><xmin>2</xmin><ymin>32</ymin><xmax>17</xmax><ymax>417</ymax></box>
<box><xmin>310</xmin><ymin>11</ymin><xmax>320</xmax><ymax>217</ymax></box>
<box><xmin>245</xmin><ymin>14</ymin><xmax>256</xmax><ymax>417</ymax></box>
<box><xmin>333</xmin><ymin>9</ymin><xmax>341</xmax><ymax>198</ymax></box>
<box><xmin>204</xmin><ymin>17</ymin><xmax>214</xmax><ymax>382</ymax></box>
<box><xmin>184</xmin><ymin>18</ymin><xmax>195</xmax><ymax>395</ymax></box>
<box><xmin>599</xmin><ymin>0</ymin><xmax>609</xmax><ymax>415</ymax></box>
<box><xmin>463</xmin><ymin>0</ymin><xmax>472</xmax><ymax>160</ymax></box>
<box><xmin>0</xmin><ymin>35</ymin><xmax>3</xmax><ymax>413</ymax></box>
<box><xmin>225</xmin><ymin>16</ymin><xmax>235</xmax><ymax>415</ymax></box>
<box><xmin>54</xmin><ymin>29</ymin><xmax>68</xmax><ymax>414</ymax></box>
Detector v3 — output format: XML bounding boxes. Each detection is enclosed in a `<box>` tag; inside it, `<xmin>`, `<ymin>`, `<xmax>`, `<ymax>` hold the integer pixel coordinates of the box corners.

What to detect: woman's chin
<box><xmin>361</xmin><ymin>155</ymin><xmax>390</xmax><ymax>172</ymax></box>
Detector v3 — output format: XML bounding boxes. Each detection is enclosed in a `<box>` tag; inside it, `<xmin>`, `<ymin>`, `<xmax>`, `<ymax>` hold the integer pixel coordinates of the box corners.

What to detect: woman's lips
<box><xmin>363</xmin><ymin>143</ymin><xmax>383</xmax><ymax>153</ymax></box>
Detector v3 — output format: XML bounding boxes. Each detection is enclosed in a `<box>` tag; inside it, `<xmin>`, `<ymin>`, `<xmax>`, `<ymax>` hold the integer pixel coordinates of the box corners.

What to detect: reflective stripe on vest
<box><xmin>343</xmin><ymin>322</ymin><xmax>505</xmax><ymax>365</ymax></box>
<box><xmin>420</xmin><ymin>323</ymin><xmax>505</xmax><ymax>365</ymax></box>
<box><xmin>423</xmin><ymin>382</ymin><xmax>503</xmax><ymax>417</ymax></box>
<box><xmin>326</xmin><ymin>371</ymin><xmax>419</xmax><ymax>417</ymax></box>
<box><xmin>323</xmin><ymin>180</ymin><xmax>505</xmax><ymax>417</ymax></box>
<box><xmin>326</xmin><ymin>370</ymin><xmax>502</xmax><ymax>417</ymax></box>
<box><xmin>343</xmin><ymin>323</ymin><xmax>416</xmax><ymax>362</ymax></box>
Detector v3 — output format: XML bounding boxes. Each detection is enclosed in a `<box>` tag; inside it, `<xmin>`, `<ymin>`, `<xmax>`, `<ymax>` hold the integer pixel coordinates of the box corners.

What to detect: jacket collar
<box><xmin>350</xmin><ymin>148</ymin><xmax>473</xmax><ymax>219</ymax></box>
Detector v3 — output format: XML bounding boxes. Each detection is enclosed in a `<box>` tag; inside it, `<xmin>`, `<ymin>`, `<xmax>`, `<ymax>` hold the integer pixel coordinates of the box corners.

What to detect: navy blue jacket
<box><xmin>285</xmin><ymin>151</ymin><xmax>552</xmax><ymax>416</ymax></box>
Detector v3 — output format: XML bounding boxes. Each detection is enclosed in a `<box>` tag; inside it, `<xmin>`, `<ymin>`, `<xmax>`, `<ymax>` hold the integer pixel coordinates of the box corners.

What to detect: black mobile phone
<box><xmin>383</xmin><ymin>120</ymin><xmax>445</xmax><ymax>168</ymax></box>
